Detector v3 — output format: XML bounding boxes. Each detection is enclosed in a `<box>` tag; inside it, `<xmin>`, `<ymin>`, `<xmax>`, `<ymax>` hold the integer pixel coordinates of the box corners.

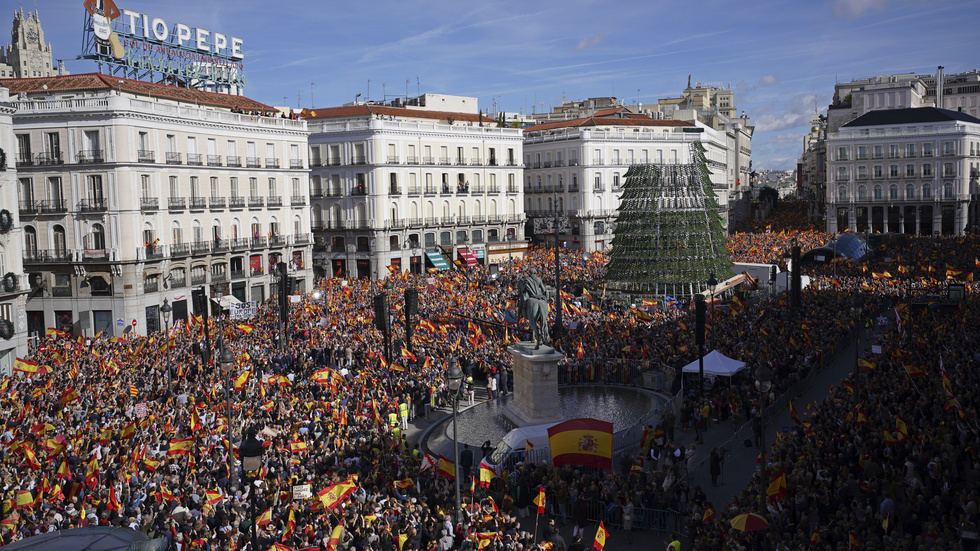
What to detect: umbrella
<box><xmin>729</xmin><ymin>512</ymin><xmax>768</xmax><ymax>532</ymax></box>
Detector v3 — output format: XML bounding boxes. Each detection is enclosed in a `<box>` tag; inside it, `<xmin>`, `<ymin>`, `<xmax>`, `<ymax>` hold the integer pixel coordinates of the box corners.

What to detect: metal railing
<box><xmin>19</xmin><ymin>201</ymin><xmax>39</xmax><ymax>215</ymax></box>
<box><xmin>191</xmin><ymin>273</ymin><xmax>208</xmax><ymax>285</ymax></box>
<box><xmin>227</xmin><ymin>155</ymin><xmax>242</xmax><ymax>167</ymax></box>
<box><xmin>246</xmin><ymin>157</ymin><xmax>261</xmax><ymax>168</ymax></box>
<box><xmin>171</xmin><ymin>243</ymin><xmax>190</xmax><ymax>257</ymax></box>
<box><xmin>191</xmin><ymin>241</ymin><xmax>211</xmax><ymax>254</ymax></box>
<box><xmin>189</xmin><ymin>197</ymin><xmax>208</xmax><ymax>209</ymax></box>
<box><xmin>248</xmin><ymin>197</ymin><xmax>264</xmax><ymax>208</ymax></box>
<box><xmin>24</xmin><ymin>249</ymin><xmax>72</xmax><ymax>263</ymax></box>
<box><xmin>187</xmin><ymin>153</ymin><xmax>202</xmax><ymax>165</ymax></box>
<box><xmin>35</xmin><ymin>153</ymin><xmax>64</xmax><ymax>165</ymax></box>
<box><xmin>267</xmin><ymin>196</ymin><xmax>283</xmax><ymax>207</ymax></box>
<box><xmin>169</xmin><ymin>198</ymin><xmax>186</xmax><ymax>210</ymax></box>
<box><xmin>166</xmin><ymin>152</ymin><xmax>181</xmax><ymax>164</ymax></box>
<box><xmin>77</xmin><ymin>149</ymin><xmax>104</xmax><ymax>163</ymax></box>
<box><xmin>266</xmin><ymin>158</ymin><xmax>280</xmax><ymax>168</ymax></box>
<box><xmin>39</xmin><ymin>200</ymin><xmax>67</xmax><ymax>214</ymax></box>
<box><xmin>290</xmin><ymin>195</ymin><xmax>306</xmax><ymax>206</ymax></box>
<box><xmin>138</xmin><ymin>150</ymin><xmax>155</xmax><ymax>163</ymax></box>
<box><xmin>210</xmin><ymin>196</ymin><xmax>226</xmax><ymax>209</ymax></box>
<box><xmin>140</xmin><ymin>197</ymin><xmax>158</xmax><ymax>211</ymax></box>
<box><xmin>290</xmin><ymin>159</ymin><xmax>303</xmax><ymax>169</ymax></box>
<box><xmin>207</xmin><ymin>155</ymin><xmax>222</xmax><ymax>166</ymax></box>
<box><xmin>229</xmin><ymin>197</ymin><xmax>246</xmax><ymax>209</ymax></box>
<box><xmin>79</xmin><ymin>198</ymin><xmax>107</xmax><ymax>212</ymax></box>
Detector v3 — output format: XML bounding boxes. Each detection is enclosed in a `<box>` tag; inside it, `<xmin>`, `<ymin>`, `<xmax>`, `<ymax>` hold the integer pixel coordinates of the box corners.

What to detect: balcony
<box><xmin>145</xmin><ymin>245</ymin><xmax>164</xmax><ymax>259</ymax></box>
<box><xmin>423</xmin><ymin>157</ymin><xmax>435</xmax><ymax>165</ymax></box>
<box><xmin>425</xmin><ymin>217</ymin><xmax>439</xmax><ymax>226</ymax></box>
<box><xmin>290</xmin><ymin>159</ymin><xmax>303</xmax><ymax>169</ymax></box>
<box><xmin>458</xmin><ymin>215</ymin><xmax>471</xmax><ymax>225</ymax></box>
<box><xmin>77</xmin><ymin>149</ymin><xmax>105</xmax><ymax>164</ymax></box>
<box><xmin>24</xmin><ymin>249</ymin><xmax>72</xmax><ymax>263</ymax></box>
<box><xmin>250</xmin><ymin>268</ymin><xmax>264</xmax><ymax>277</ymax></box>
<box><xmin>207</xmin><ymin>155</ymin><xmax>222</xmax><ymax>167</ymax></box>
<box><xmin>923</xmin><ymin>151</ymin><xmax>933</xmax><ymax>158</ymax></box>
<box><xmin>79</xmin><ymin>198</ymin><xmax>107</xmax><ymax>212</ymax></box>
<box><xmin>191</xmin><ymin>273</ymin><xmax>208</xmax><ymax>285</ymax></box>
<box><xmin>424</xmin><ymin>187</ymin><xmax>437</xmax><ymax>196</ymax></box>
<box><xmin>569</xmin><ymin>159</ymin><xmax>579</xmax><ymax>166</ymax></box>
<box><xmin>228</xmin><ymin>270</ymin><xmax>246</xmax><ymax>281</ymax></box>
<box><xmin>508</xmin><ymin>160</ymin><xmax>519</xmax><ymax>167</ymax></box>
<box><xmin>267</xmin><ymin>196</ymin><xmax>283</xmax><ymax>207</ymax></box>
<box><xmin>593</xmin><ymin>185</ymin><xmax>605</xmax><ymax>192</ymax></box>
<box><xmin>19</xmin><ymin>201</ymin><xmax>39</xmax><ymax>216</ymax></box>
<box><xmin>191</xmin><ymin>241</ymin><xmax>211</xmax><ymax>254</ymax></box>
<box><xmin>210</xmin><ymin>196</ymin><xmax>226</xmax><ymax>209</ymax></box>
<box><xmin>16</xmin><ymin>155</ymin><xmax>33</xmax><ymax>167</ymax></box>
<box><xmin>357</xmin><ymin>244</ymin><xmax>371</xmax><ymax>252</ymax></box>
<box><xmin>246</xmin><ymin>157</ymin><xmax>261</xmax><ymax>168</ymax></box>
<box><xmin>440</xmin><ymin>157</ymin><xmax>451</xmax><ymax>165</ymax></box>
<box><xmin>406</xmin><ymin>156</ymin><xmax>419</xmax><ymax>164</ymax></box>
<box><xmin>231</xmin><ymin>238</ymin><xmax>250</xmax><ymax>251</ymax></box>
<box><xmin>310</xmin><ymin>158</ymin><xmax>322</xmax><ymax>167</ymax></box>
<box><xmin>326</xmin><ymin>159</ymin><xmax>341</xmax><ymax>166</ymax></box>
<box><xmin>171</xmin><ymin>243</ymin><xmax>190</xmax><ymax>257</ymax></box>
<box><xmin>187</xmin><ymin>153</ymin><xmax>203</xmax><ymax>166</ymax></box>
<box><xmin>227</xmin><ymin>155</ymin><xmax>242</xmax><ymax>167</ymax></box>
<box><xmin>592</xmin><ymin>158</ymin><xmax>603</xmax><ymax>165</ymax></box>
<box><xmin>143</xmin><ymin>280</ymin><xmax>158</xmax><ymax>293</ymax></box>
<box><xmin>211</xmin><ymin>272</ymin><xmax>228</xmax><ymax>282</ymax></box>
<box><xmin>293</xmin><ymin>233</ymin><xmax>311</xmax><ymax>245</ymax></box>
<box><xmin>311</xmin><ymin>221</ymin><xmax>325</xmax><ymax>231</ymax></box>
<box><xmin>166</xmin><ymin>152</ymin><xmax>182</xmax><ymax>164</ymax></box>
<box><xmin>35</xmin><ymin>153</ymin><xmax>64</xmax><ymax>166</ymax></box>
<box><xmin>310</xmin><ymin>187</ymin><xmax>324</xmax><ymax>198</ymax></box>
<box><xmin>488</xmin><ymin>214</ymin><xmax>501</xmax><ymax>223</ymax></box>
<box><xmin>188</xmin><ymin>197</ymin><xmax>207</xmax><ymax>210</ymax></box>
<box><xmin>351</xmin><ymin>187</ymin><xmax>367</xmax><ymax>196</ymax></box>
<box><xmin>569</xmin><ymin>184</ymin><xmax>580</xmax><ymax>192</ymax></box>
<box><xmin>470</xmin><ymin>158</ymin><xmax>481</xmax><ymax>166</ymax></box>
<box><xmin>265</xmin><ymin>158</ymin><xmax>280</xmax><ymax>169</ymax></box>
<box><xmin>213</xmin><ymin>239</ymin><xmax>229</xmax><ymax>252</ymax></box>
<box><xmin>248</xmin><ymin>197</ymin><xmax>264</xmax><ymax>208</ymax></box>
<box><xmin>250</xmin><ymin>236</ymin><xmax>267</xmax><ymax>248</ymax></box>
<box><xmin>352</xmin><ymin>156</ymin><xmax>366</xmax><ymax>165</ymax></box>
<box><xmin>168</xmin><ymin>197</ymin><xmax>186</xmax><ymax>211</ymax></box>
<box><xmin>170</xmin><ymin>276</ymin><xmax>187</xmax><ymax>289</ymax></box>
<box><xmin>325</xmin><ymin>188</ymin><xmax>344</xmax><ymax>197</ymax></box>
<box><xmin>228</xmin><ymin>197</ymin><xmax>245</xmax><ymax>209</ymax></box>
<box><xmin>407</xmin><ymin>217</ymin><xmax>423</xmax><ymax>227</ymax></box>
<box><xmin>472</xmin><ymin>215</ymin><xmax>485</xmax><ymax>224</ymax></box>
<box><xmin>290</xmin><ymin>195</ymin><xmax>306</xmax><ymax>206</ymax></box>
<box><xmin>269</xmin><ymin>235</ymin><xmax>287</xmax><ymax>248</ymax></box>
<box><xmin>52</xmin><ymin>286</ymin><xmax>72</xmax><ymax>297</ymax></box>
<box><xmin>389</xmin><ymin>186</ymin><xmax>402</xmax><ymax>196</ymax></box>
<box><xmin>80</xmin><ymin>249</ymin><xmax>109</xmax><ymax>262</ymax></box>
<box><xmin>942</xmin><ymin>150</ymin><xmax>956</xmax><ymax>157</ymax></box>
<box><xmin>38</xmin><ymin>200</ymin><xmax>67</xmax><ymax>214</ymax></box>
<box><xmin>488</xmin><ymin>158</ymin><xmax>498</xmax><ymax>166</ymax></box>
<box><xmin>138</xmin><ymin>150</ymin><xmax>155</xmax><ymax>163</ymax></box>
<box><xmin>407</xmin><ymin>186</ymin><xmax>421</xmax><ymax>195</ymax></box>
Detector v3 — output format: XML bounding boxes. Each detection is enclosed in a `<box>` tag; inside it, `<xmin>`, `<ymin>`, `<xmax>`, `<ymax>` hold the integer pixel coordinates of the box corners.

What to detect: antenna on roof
<box><xmin>417</xmin><ymin>76</ymin><xmax>420</xmax><ymax>97</ymax></box>
<box><xmin>311</xmin><ymin>82</ymin><xmax>315</xmax><ymax>109</ymax></box>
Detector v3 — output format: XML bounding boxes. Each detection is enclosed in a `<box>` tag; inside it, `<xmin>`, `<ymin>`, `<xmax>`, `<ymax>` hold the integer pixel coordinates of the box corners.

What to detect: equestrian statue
<box><xmin>517</xmin><ymin>269</ymin><xmax>552</xmax><ymax>349</ymax></box>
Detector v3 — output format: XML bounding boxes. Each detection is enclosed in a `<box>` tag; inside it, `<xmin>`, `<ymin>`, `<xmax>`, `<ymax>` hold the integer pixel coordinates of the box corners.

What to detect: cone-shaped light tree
<box><xmin>605</xmin><ymin>141</ymin><xmax>734</xmax><ymax>298</ymax></box>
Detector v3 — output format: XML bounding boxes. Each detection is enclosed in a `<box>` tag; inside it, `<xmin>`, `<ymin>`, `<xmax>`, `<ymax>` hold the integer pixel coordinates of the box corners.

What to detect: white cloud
<box><xmin>831</xmin><ymin>0</ymin><xmax>890</xmax><ymax>19</ymax></box>
<box><xmin>574</xmin><ymin>34</ymin><xmax>604</xmax><ymax>52</ymax></box>
<box><xmin>754</xmin><ymin>112</ymin><xmax>809</xmax><ymax>133</ymax></box>
<box><xmin>758</xmin><ymin>74</ymin><xmax>779</xmax><ymax>87</ymax></box>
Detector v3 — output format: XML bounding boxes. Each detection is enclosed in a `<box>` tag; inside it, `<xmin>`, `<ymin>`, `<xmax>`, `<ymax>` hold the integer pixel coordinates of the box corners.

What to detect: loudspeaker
<box><xmin>404</xmin><ymin>288</ymin><xmax>418</xmax><ymax>317</ymax></box>
<box><xmin>373</xmin><ymin>294</ymin><xmax>388</xmax><ymax>333</ymax></box>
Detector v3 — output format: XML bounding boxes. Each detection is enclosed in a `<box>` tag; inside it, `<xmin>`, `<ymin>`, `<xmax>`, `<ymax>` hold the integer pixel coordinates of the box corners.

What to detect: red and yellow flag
<box><xmin>317</xmin><ymin>479</ymin><xmax>357</xmax><ymax>510</ymax></box>
<box><xmin>438</xmin><ymin>455</ymin><xmax>456</xmax><ymax>479</ymax></box>
<box><xmin>547</xmin><ymin>418</ymin><xmax>613</xmax><ymax>470</ymax></box>
<box><xmin>167</xmin><ymin>437</ymin><xmax>195</xmax><ymax>456</ymax></box>
<box><xmin>534</xmin><ymin>485</ymin><xmax>546</xmax><ymax>514</ymax></box>
<box><xmin>593</xmin><ymin>521</ymin><xmax>608</xmax><ymax>551</ymax></box>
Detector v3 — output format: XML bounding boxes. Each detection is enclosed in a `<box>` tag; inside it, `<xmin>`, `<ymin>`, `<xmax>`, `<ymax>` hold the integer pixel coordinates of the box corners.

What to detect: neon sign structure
<box><xmin>80</xmin><ymin>0</ymin><xmax>245</xmax><ymax>93</ymax></box>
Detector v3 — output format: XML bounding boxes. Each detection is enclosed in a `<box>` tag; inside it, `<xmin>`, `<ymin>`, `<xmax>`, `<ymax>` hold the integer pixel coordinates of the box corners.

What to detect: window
<box><xmin>889</xmin><ymin>144</ymin><xmax>899</xmax><ymax>158</ymax></box>
<box><xmin>87</xmin><ymin>175</ymin><xmax>104</xmax><ymax>202</ymax></box>
<box><xmin>944</xmin><ymin>182</ymin><xmax>954</xmax><ymax>198</ymax></box>
<box><xmin>24</xmin><ymin>227</ymin><xmax>37</xmax><ymax>255</ymax></box>
<box><xmin>922</xmin><ymin>184</ymin><xmax>931</xmax><ymax>199</ymax></box>
<box><xmin>873</xmin><ymin>145</ymin><xmax>883</xmax><ymax>159</ymax></box>
<box><xmin>906</xmin><ymin>184</ymin><xmax>915</xmax><ymax>199</ymax></box>
<box><xmin>857</xmin><ymin>166</ymin><xmax>867</xmax><ymax>179</ymax></box>
<box><xmin>169</xmin><ymin>176</ymin><xmax>179</xmax><ymax>197</ymax></box>
<box><xmin>91</xmin><ymin>224</ymin><xmax>106</xmax><ymax>250</ymax></box>
<box><xmin>838</xmin><ymin>185</ymin><xmax>847</xmax><ymax>200</ymax></box>
<box><xmin>942</xmin><ymin>141</ymin><xmax>955</xmax><ymax>156</ymax></box>
<box><xmin>167</xmin><ymin>135</ymin><xmax>176</xmax><ymax>152</ymax></box>
<box><xmin>172</xmin><ymin>226</ymin><xmax>183</xmax><ymax>245</ymax></box>
<box><xmin>138</xmin><ymin>131</ymin><xmax>149</xmax><ymax>152</ymax></box>
<box><xmin>857</xmin><ymin>185</ymin><xmax>867</xmax><ymax>200</ymax></box>
<box><xmin>873</xmin><ymin>166</ymin><xmax>883</xmax><ymax>178</ymax></box>
<box><xmin>190</xmin><ymin>177</ymin><xmax>200</xmax><ymax>198</ymax></box>
<box><xmin>19</xmin><ymin>178</ymin><xmax>34</xmax><ymax>203</ymax></box>
<box><xmin>268</xmin><ymin>178</ymin><xmax>277</xmax><ymax>196</ymax></box>
<box><xmin>857</xmin><ymin>146</ymin><xmax>867</xmax><ymax>160</ymax></box>
<box><xmin>249</xmin><ymin>178</ymin><xmax>258</xmax><ymax>197</ymax></box>
<box><xmin>889</xmin><ymin>185</ymin><xmax>898</xmax><ymax>199</ymax></box>
<box><xmin>943</xmin><ymin>163</ymin><xmax>954</xmax><ymax>177</ymax></box>
<box><xmin>46</xmin><ymin>132</ymin><xmax>61</xmax><ymax>156</ymax></box>
<box><xmin>889</xmin><ymin>165</ymin><xmax>899</xmax><ymax>178</ymax></box>
<box><xmin>210</xmin><ymin>177</ymin><xmax>219</xmax><ymax>198</ymax></box>
<box><xmin>838</xmin><ymin>146</ymin><xmax>848</xmax><ymax>161</ymax></box>
<box><xmin>837</xmin><ymin>167</ymin><xmax>847</xmax><ymax>181</ymax></box>
<box><xmin>906</xmin><ymin>164</ymin><xmax>915</xmax><ymax>177</ymax></box>
<box><xmin>922</xmin><ymin>163</ymin><xmax>932</xmax><ymax>177</ymax></box>
<box><xmin>922</xmin><ymin>143</ymin><xmax>933</xmax><ymax>157</ymax></box>
<box><xmin>47</xmin><ymin>177</ymin><xmax>63</xmax><ymax>204</ymax></box>
<box><xmin>292</xmin><ymin>178</ymin><xmax>301</xmax><ymax>197</ymax></box>
<box><xmin>906</xmin><ymin>143</ymin><xmax>916</xmax><ymax>158</ymax></box>
<box><xmin>873</xmin><ymin>185</ymin><xmax>882</xmax><ymax>200</ymax></box>
<box><xmin>16</xmin><ymin>134</ymin><xmax>31</xmax><ymax>163</ymax></box>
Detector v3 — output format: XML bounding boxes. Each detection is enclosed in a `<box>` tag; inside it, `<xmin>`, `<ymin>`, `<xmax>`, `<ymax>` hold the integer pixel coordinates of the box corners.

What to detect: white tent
<box><xmin>681</xmin><ymin>350</ymin><xmax>747</xmax><ymax>377</ymax></box>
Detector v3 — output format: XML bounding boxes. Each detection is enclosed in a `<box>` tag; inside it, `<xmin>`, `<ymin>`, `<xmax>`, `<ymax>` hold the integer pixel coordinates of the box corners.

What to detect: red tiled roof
<box><xmin>592</xmin><ymin>107</ymin><xmax>630</xmax><ymax>117</ymax></box>
<box><xmin>299</xmin><ymin>104</ymin><xmax>488</xmax><ymax>124</ymax></box>
<box><xmin>525</xmin><ymin>116</ymin><xmax>692</xmax><ymax>133</ymax></box>
<box><xmin>0</xmin><ymin>73</ymin><xmax>272</xmax><ymax>112</ymax></box>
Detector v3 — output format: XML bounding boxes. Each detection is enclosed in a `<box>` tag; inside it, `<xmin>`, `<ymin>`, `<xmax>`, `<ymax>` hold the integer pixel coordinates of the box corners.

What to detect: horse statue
<box><xmin>517</xmin><ymin>271</ymin><xmax>551</xmax><ymax>349</ymax></box>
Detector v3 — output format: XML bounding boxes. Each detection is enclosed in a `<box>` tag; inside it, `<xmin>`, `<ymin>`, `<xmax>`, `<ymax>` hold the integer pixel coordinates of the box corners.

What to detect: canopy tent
<box><xmin>2</xmin><ymin>526</ymin><xmax>168</xmax><ymax>551</ymax></box>
<box><xmin>212</xmin><ymin>295</ymin><xmax>242</xmax><ymax>309</ymax></box>
<box><xmin>425</xmin><ymin>251</ymin><xmax>450</xmax><ymax>271</ymax></box>
<box><xmin>681</xmin><ymin>350</ymin><xmax>747</xmax><ymax>377</ymax></box>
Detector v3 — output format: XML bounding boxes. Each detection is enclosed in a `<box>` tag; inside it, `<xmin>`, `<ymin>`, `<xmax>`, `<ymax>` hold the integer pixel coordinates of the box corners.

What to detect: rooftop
<box><xmin>298</xmin><ymin>104</ymin><xmax>490</xmax><ymax>125</ymax></box>
<box><xmin>525</xmin><ymin>115</ymin><xmax>692</xmax><ymax>133</ymax></box>
<box><xmin>841</xmin><ymin>107</ymin><xmax>980</xmax><ymax>127</ymax></box>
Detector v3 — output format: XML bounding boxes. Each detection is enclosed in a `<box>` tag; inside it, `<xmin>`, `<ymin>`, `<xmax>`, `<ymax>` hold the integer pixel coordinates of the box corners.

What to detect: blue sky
<box><xmin>25</xmin><ymin>0</ymin><xmax>980</xmax><ymax>169</ymax></box>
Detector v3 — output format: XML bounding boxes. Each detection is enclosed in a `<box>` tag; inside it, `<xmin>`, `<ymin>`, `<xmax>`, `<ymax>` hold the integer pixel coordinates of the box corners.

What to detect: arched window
<box><xmin>24</xmin><ymin>227</ymin><xmax>37</xmax><ymax>256</ymax></box>
<box><xmin>312</xmin><ymin>204</ymin><xmax>323</xmax><ymax>227</ymax></box>
<box><xmin>52</xmin><ymin>225</ymin><xmax>67</xmax><ymax>254</ymax></box>
<box><xmin>905</xmin><ymin>184</ymin><xmax>915</xmax><ymax>199</ymax></box>
<box><xmin>873</xmin><ymin>185</ymin><xmax>882</xmax><ymax>200</ymax></box>
<box><xmin>944</xmin><ymin>182</ymin><xmax>954</xmax><ymax>198</ymax></box>
<box><xmin>857</xmin><ymin>185</ymin><xmax>867</xmax><ymax>200</ymax></box>
<box><xmin>922</xmin><ymin>184</ymin><xmax>931</xmax><ymax>199</ymax></box>
<box><xmin>92</xmin><ymin>224</ymin><xmax>106</xmax><ymax>250</ymax></box>
<box><xmin>889</xmin><ymin>185</ymin><xmax>898</xmax><ymax>199</ymax></box>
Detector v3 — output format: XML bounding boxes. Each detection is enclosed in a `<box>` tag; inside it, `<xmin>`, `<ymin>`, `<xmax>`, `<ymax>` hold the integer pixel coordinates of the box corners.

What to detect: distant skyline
<box><xmin>12</xmin><ymin>0</ymin><xmax>979</xmax><ymax>169</ymax></box>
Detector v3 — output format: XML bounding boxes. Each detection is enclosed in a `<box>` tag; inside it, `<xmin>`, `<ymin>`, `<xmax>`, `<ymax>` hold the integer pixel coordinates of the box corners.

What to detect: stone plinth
<box><xmin>503</xmin><ymin>342</ymin><xmax>564</xmax><ymax>427</ymax></box>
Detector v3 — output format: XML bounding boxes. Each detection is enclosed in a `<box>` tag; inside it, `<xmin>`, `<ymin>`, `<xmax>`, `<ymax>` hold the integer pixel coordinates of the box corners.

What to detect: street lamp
<box><xmin>446</xmin><ymin>357</ymin><xmax>464</xmax><ymax>525</ymax></box>
<box><xmin>238</xmin><ymin>427</ymin><xmax>265</xmax><ymax>551</ymax></box>
<box><xmin>754</xmin><ymin>364</ymin><xmax>772</xmax><ymax>512</ymax></box>
<box><xmin>384</xmin><ymin>279</ymin><xmax>394</xmax><ymax>365</ymax></box>
<box><xmin>220</xmin><ymin>342</ymin><xmax>238</xmax><ymax>492</ymax></box>
<box><xmin>160</xmin><ymin>298</ymin><xmax>172</xmax><ymax>394</ymax></box>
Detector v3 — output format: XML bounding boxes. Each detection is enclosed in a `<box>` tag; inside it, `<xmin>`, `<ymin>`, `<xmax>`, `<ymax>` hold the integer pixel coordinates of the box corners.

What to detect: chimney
<box><xmin>937</xmin><ymin>66</ymin><xmax>944</xmax><ymax>110</ymax></box>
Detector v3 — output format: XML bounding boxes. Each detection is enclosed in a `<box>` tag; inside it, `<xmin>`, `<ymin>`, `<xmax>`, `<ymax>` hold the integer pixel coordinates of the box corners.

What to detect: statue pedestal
<box><xmin>503</xmin><ymin>342</ymin><xmax>564</xmax><ymax>428</ymax></box>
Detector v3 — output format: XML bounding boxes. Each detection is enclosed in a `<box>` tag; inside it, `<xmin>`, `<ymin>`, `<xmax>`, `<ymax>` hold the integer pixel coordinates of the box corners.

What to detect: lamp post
<box><xmin>384</xmin><ymin>279</ymin><xmax>394</xmax><ymax>365</ymax></box>
<box><xmin>706</xmin><ymin>273</ymin><xmax>717</xmax><ymax>349</ymax></box>
<box><xmin>851</xmin><ymin>296</ymin><xmax>862</xmax><ymax>375</ymax></box>
<box><xmin>160</xmin><ymin>298</ymin><xmax>172</xmax><ymax>394</ymax></box>
<box><xmin>239</xmin><ymin>427</ymin><xmax>265</xmax><ymax>551</ymax></box>
<box><xmin>446</xmin><ymin>357</ymin><xmax>463</xmax><ymax>524</ymax></box>
<box><xmin>754</xmin><ymin>364</ymin><xmax>772</xmax><ymax>512</ymax></box>
<box><xmin>220</xmin><ymin>341</ymin><xmax>238</xmax><ymax>492</ymax></box>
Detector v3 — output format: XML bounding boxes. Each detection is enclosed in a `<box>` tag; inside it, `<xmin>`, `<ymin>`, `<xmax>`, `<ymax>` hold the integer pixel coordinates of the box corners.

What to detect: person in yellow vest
<box><xmin>392</xmin><ymin>426</ymin><xmax>402</xmax><ymax>449</ymax></box>
<box><xmin>400</xmin><ymin>401</ymin><xmax>409</xmax><ymax>428</ymax></box>
<box><xmin>388</xmin><ymin>411</ymin><xmax>399</xmax><ymax>428</ymax></box>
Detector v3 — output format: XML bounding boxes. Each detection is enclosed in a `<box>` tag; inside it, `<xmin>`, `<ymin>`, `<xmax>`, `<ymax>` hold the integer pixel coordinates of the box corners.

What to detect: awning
<box><xmin>425</xmin><ymin>251</ymin><xmax>450</xmax><ymax>271</ymax></box>
<box><xmin>212</xmin><ymin>295</ymin><xmax>242</xmax><ymax>309</ymax></box>
<box><xmin>457</xmin><ymin>248</ymin><xmax>478</xmax><ymax>268</ymax></box>
<box><xmin>476</xmin><ymin>249</ymin><xmax>485</xmax><ymax>262</ymax></box>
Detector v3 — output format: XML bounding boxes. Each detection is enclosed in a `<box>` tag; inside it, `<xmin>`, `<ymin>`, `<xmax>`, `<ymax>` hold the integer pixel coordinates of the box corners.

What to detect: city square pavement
<box><xmin>400</xmin><ymin>325</ymin><xmax>876</xmax><ymax>550</ymax></box>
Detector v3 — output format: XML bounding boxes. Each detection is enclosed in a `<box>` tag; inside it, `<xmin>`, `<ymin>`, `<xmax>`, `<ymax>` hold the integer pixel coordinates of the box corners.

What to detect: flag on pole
<box><xmin>438</xmin><ymin>455</ymin><xmax>455</xmax><ymax>479</ymax></box>
<box><xmin>478</xmin><ymin>459</ymin><xmax>497</xmax><ymax>488</ymax></box>
<box><xmin>593</xmin><ymin>521</ymin><xmax>608</xmax><ymax>551</ymax></box>
<box><xmin>533</xmin><ymin>485</ymin><xmax>546</xmax><ymax>514</ymax></box>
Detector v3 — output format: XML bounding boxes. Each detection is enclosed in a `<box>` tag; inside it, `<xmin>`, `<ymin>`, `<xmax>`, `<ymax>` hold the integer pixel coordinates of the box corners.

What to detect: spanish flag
<box><xmin>257</xmin><ymin>507</ymin><xmax>273</xmax><ymax>527</ymax></box>
<box><xmin>290</xmin><ymin>440</ymin><xmax>308</xmax><ymax>454</ymax></box>
<box><xmin>317</xmin><ymin>479</ymin><xmax>357</xmax><ymax>510</ymax></box>
<box><xmin>534</xmin><ymin>485</ymin><xmax>546</xmax><ymax>514</ymax></box>
<box><xmin>848</xmin><ymin>531</ymin><xmax>859</xmax><ymax>548</ymax></box>
<box><xmin>478</xmin><ymin>460</ymin><xmax>497</xmax><ymax>488</ymax></box>
<box><xmin>766</xmin><ymin>469</ymin><xmax>787</xmax><ymax>499</ymax></box>
<box><xmin>237</xmin><ymin>324</ymin><xmax>254</xmax><ymax>334</ymax></box>
<box><xmin>593</xmin><ymin>521</ymin><xmax>608</xmax><ymax>551</ymax></box>
<box><xmin>234</xmin><ymin>370</ymin><xmax>251</xmax><ymax>391</ymax></box>
<box><xmin>857</xmin><ymin>358</ymin><xmax>875</xmax><ymax>370</ymax></box>
<box><xmin>547</xmin><ymin>418</ymin><xmax>613</xmax><ymax>470</ymax></box>
<box><xmin>401</xmin><ymin>347</ymin><xmax>417</xmax><ymax>362</ymax></box>
<box><xmin>326</xmin><ymin>524</ymin><xmax>344</xmax><ymax>551</ymax></box>
<box><xmin>13</xmin><ymin>358</ymin><xmax>39</xmax><ymax>374</ymax></box>
<box><xmin>438</xmin><ymin>455</ymin><xmax>455</xmax><ymax>479</ymax></box>
<box><xmin>702</xmin><ymin>506</ymin><xmax>715</xmax><ymax>522</ymax></box>
<box><xmin>167</xmin><ymin>437</ymin><xmax>195</xmax><ymax>456</ymax></box>
<box><xmin>393</xmin><ymin>478</ymin><xmax>414</xmax><ymax>490</ymax></box>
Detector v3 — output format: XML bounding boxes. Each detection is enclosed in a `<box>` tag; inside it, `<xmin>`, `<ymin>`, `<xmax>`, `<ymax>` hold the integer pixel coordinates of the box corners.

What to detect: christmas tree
<box><xmin>606</xmin><ymin>141</ymin><xmax>733</xmax><ymax>298</ymax></box>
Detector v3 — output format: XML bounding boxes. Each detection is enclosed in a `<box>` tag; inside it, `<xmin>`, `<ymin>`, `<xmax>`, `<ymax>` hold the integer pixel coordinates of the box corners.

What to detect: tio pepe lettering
<box><xmin>119</xmin><ymin>9</ymin><xmax>243</xmax><ymax>59</ymax></box>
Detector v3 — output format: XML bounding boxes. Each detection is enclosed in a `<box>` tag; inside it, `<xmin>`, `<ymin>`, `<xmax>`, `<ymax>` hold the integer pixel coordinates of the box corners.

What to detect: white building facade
<box><xmin>522</xmin><ymin>116</ymin><xmax>731</xmax><ymax>251</ymax></box>
<box><xmin>825</xmin><ymin>107</ymin><xmax>980</xmax><ymax>235</ymax></box>
<box><xmin>306</xmin><ymin>104</ymin><xmax>525</xmax><ymax>279</ymax></box>
<box><xmin>4</xmin><ymin>74</ymin><xmax>313</xmax><ymax>338</ymax></box>
<box><xmin>0</xmin><ymin>85</ymin><xmax>29</xmax><ymax>374</ymax></box>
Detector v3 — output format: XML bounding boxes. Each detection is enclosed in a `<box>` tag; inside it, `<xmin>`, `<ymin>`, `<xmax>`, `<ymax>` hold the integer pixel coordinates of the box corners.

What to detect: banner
<box><xmin>547</xmin><ymin>418</ymin><xmax>613</xmax><ymax>470</ymax></box>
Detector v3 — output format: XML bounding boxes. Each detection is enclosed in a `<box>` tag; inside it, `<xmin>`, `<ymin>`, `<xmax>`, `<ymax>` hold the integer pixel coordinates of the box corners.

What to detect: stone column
<box><xmin>503</xmin><ymin>343</ymin><xmax>564</xmax><ymax>427</ymax></box>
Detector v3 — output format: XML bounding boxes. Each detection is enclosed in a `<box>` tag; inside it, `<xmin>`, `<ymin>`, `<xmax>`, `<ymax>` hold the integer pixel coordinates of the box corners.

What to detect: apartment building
<box><xmin>0</xmin><ymin>85</ymin><xmax>28</xmax><ymax>374</ymax></box>
<box><xmin>3</xmin><ymin>73</ymin><xmax>313</xmax><ymax>338</ymax></box>
<box><xmin>522</xmin><ymin>110</ymin><xmax>730</xmax><ymax>251</ymax></box>
<box><xmin>304</xmin><ymin>98</ymin><xmax>525</xmax><ymax>279</ymax></box>
<box><xmin>825</xmin><ymin>107</ymin><xmax>980</xmax><ymax>235</ymax></box>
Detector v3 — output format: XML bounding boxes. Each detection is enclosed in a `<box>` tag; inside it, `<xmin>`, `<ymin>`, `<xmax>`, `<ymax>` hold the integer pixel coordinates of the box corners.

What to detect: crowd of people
<box><xmin>2</xmin><ymin>205</ymin><xmax>979</xmax><ymax>550</ymax></box>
